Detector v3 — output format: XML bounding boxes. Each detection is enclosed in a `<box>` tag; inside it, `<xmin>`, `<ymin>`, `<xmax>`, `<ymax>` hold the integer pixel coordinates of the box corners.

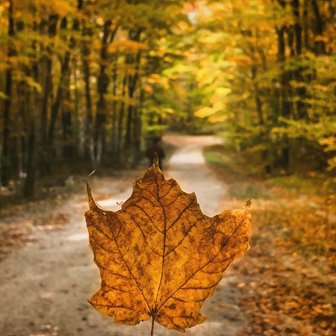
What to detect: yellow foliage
<box><xmin>143</xmin><ymin>84</ymin><xmax>154</xmax><ymax>94</ymax></box>
<box><xmin>208</xmin><ymin>115</ymin><xmax>229</xmax><ymax>123</ymax></box>
<box><xmin>108</xmin><ymin>40</ymin><xmax>148</xmax><ymax>53</ymax></box>
<box><xmin>230</xmin><ymin>54</ymin><xmax>253</xmax><ymax>65</ymax></box>
<box><xmin>38</xmin><ymin>0</ymin><xmax>74</xmax><ymax>16</ymax></box>
<box><xmin>195</xmin><ymin>106</ymin><xmax>219</xmax><ymax>118</ymax></box>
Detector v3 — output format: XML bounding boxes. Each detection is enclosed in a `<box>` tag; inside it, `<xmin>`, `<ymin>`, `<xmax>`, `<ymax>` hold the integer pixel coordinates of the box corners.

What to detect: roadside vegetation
<box><xmin>205</xmin><ymin>143</ymin><xmax>335</xmax><ymax>335</ymax></box>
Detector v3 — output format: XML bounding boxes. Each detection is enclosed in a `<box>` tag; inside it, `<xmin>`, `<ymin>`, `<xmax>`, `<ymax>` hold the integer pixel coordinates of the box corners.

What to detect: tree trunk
<box><xmin>124</xmin><ymin>32</ymin><xmax>142</xmax><ymax>158</ymax></box>
<box><xmin>1</xmin><ymin>0</ymin><xmax>15</xmax><ymax>187</ymax></box>
<box><xmin>133</xmin><ymin>88</ymin><xmax>144</xmax><ymax>165</ymax></box>
<box><xmin>82</xmin><ymin>57</ymin><xmax>93</xmax><ymax>161</ymax></box>
<box><xmin>111</xmin><ymin>55</ymin><xmax>119</xmax><ymax>157</ymax></box>
<box><xmin>24</xmin><ymin>120</ymin><xmax>36</xmax><ymax>199</ymax></box>
<box><xmin>48</xmin><ymin>18</ymin><xmax>70</xmax><ymax>152</ymax></box>
<box><xmin>94</xmin><ymin>21</ymin><xmax>118</xmax><ymax>167</ymax></box>
<box><xmin>292</xmin><ymin>0</ymin><xmax>302</xmax><ymax>55</ymax></box>
<box><xmin>62</xmin><ymin>80</ymin><xmax>73</xmax><ymax>160</ymax></box>
<box><xmin>292</xmin><ymin>0</ymin><xmax>306</xmax><ymax>120</ymax></box>
<box><xmin>116</xmin><ymin>74</ymin><xmax>127</xmax><ymax>165</ymax></box>
<box><xmin>311</xmin><ymin>0</ymin><xmax>326</xmax><ymax>54</ymax></box>
<box><xmin>276</xmin><ymin>19</ymin><xmax>290</xmax><ymax>171</ymax></box>
<box><xmin>24</xmin><ymin>33</ymin><xmax>39</xmax><ymax>199</ymax></box>
<box><xmin>303</xmin><ymin>0</ymin><xmax>309</xmax><ymax>49</ymax></box>
<box><xmin>39</xmin><ymin>14</ymin><xmax>59</xmax><ymax>174</ymax></box>
<box><xmin>69</xmin><ymin>0</ymin><xmax>83</xmax><ymax>158</ymax></box>
<box><xmin>81</xmin><ymin>9</ymin><xmax>94</xmax><ymax>162</ymax></box>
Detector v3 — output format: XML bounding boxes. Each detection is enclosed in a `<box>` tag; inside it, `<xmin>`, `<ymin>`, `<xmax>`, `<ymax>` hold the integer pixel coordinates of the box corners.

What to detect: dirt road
<box><xmin>0</xmin><ymin>135</ymin><xmax>248</xmax><ymax>336</ymax></box>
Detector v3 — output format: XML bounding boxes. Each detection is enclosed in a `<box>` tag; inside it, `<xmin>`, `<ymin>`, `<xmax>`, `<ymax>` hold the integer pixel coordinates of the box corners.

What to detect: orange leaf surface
<box><xmin>85</xmin><ymin>160</ymin><xmax>250</xmax><ymax>332</ymax></box>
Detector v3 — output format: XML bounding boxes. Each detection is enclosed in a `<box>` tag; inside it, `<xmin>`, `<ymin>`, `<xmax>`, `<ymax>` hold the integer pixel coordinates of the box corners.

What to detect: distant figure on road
<box><xmin>146</xmin><ymin>137</ymin><xmax>166</xmax><ymax>170</ymax></box>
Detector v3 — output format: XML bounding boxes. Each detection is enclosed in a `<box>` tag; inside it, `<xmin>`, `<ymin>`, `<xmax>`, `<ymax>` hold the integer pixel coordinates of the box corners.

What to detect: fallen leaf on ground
<box><xmin>85</xmin><ymin>160</ymin><xmax>250</xmax><ymax>332</ymax></box>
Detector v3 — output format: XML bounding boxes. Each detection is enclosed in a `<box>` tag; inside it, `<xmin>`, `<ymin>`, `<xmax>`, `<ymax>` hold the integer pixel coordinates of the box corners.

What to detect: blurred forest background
<box><xmin>0</xmin><ymin>0</ymin><xmax>335</xmax><ymax>199</ymax></box>
<box><xmin>0</xmin><ymin>1</ymin><xmax>336</xmax><ymax>336</ymax></box>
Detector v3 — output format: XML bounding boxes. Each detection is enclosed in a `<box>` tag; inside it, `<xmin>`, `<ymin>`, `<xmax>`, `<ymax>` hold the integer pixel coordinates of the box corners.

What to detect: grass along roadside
<box><xmin>204</xmin><ymin>144</ymin><xmax>336</xmax><ymax>261</ymax></box>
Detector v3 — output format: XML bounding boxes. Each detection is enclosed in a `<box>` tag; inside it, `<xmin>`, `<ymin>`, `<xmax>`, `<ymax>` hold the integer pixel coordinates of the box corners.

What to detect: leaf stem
<box><xmin>150</xmin><ymin>316</ymin><xmax>155</xmax><ymax>336</ymax></box>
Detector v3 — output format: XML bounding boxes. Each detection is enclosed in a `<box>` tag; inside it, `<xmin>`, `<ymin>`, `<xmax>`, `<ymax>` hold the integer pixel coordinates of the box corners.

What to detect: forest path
<box><xmin>0</xmin><ymin>135</ymin><xmax>247</xmax><ymax>336</ymax></box>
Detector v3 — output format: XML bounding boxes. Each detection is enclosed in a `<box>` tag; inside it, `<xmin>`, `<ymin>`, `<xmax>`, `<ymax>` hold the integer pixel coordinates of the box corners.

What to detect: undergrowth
<box><xmin>204</xmin><ymin>144</ymin><xmax>336</xmax><ymax>264</ymax></box>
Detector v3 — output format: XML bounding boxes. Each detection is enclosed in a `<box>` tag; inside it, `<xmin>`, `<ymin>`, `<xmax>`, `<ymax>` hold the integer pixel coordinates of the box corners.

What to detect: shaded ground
<box><xmin>0</xmin><ymin>135</ymin><xmax>335</xmax><ymax>336</ymax></box>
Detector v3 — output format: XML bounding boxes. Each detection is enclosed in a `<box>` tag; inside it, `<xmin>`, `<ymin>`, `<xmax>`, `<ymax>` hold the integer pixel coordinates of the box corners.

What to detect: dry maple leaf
<box><xmin>85</xmin><ymin>160</ymin><xmax>250</xmax><ymax>333</ymax></box>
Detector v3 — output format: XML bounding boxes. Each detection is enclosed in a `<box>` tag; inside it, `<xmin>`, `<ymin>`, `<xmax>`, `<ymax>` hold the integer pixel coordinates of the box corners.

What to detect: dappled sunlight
<box><xmin>66</xmin><ymin>233</ymin><xmax>88</xmax><ymax>242</ymax></box>
<box><xmin>169</xmin><ymin>147</ymin><xmax>206</xmax><ymax>165</ymax></box>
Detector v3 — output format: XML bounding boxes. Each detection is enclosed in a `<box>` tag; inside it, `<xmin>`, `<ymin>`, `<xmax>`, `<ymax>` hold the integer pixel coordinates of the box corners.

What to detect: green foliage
<box><xmin>179</xmin><ymin>0</ymin><xmax>336</xmax><ymax>172</ymax></box>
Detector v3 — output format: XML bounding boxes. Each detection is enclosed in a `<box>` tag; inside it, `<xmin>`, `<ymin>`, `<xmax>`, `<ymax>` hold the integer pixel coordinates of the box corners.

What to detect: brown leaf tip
<box><xmin>153</xmin><ymin>152</ymin><xmax>160</xmax><ymax>168</ymax></box>
<box><xmin>86</xmin><ymin>182</ymin><xmax>99</xmax><ymax>210</ymax></box>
